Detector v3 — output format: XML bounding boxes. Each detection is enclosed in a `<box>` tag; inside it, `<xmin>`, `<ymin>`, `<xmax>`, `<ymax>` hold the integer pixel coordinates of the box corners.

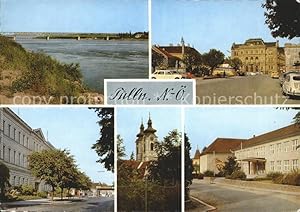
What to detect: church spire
<box><xmin>145</xmin><ymin>112</ymin><xmax>156</xmax><ymax>133</ymax></box>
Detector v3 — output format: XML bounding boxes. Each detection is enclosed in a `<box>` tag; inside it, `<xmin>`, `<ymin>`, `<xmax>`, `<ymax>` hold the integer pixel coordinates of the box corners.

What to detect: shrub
<box><xmin>281</xmin><ymin>170</ymin><xmax>300</xmax><ymax>186</ymax></box>
<box><xmin>20</xmin><ymin>185</ymin><xmax>36</xmax><ymax>196</ymax></box>
<box><xmin>267</xmin><ymin>172</ymin><xmax>284</xmax><ymax>182</ymax></box>
<box><xmin>228</xmin><ymin>170</ymin><xmax>246</xmax><ymax>180</ymax></box>
<box><xmin>37</xmin><ymin>191</ymin><xmax>48</xmax><ymax>198</ymax></box>
<box><xmin>203</xmin><ymin>170</ymin><xmax>214</xmax><ymax>177</ymax></box>
<box><xmin>192</xmin><ymin>173</ymin><xmax>204</xmax><ymax>179</ymax></box>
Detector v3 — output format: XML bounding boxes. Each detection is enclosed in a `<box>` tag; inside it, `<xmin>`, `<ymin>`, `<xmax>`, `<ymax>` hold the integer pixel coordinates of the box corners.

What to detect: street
<box><xmin>190</xmin><ymin>179</ymin><xmax>300</xmax><ymax>212</ymax></box>
<box><xmin>196</xmin><ymin>75</ymin><xmax>300</xmax><ymax>104</ymax></box>
<box><xmin>1</xmin><ymin>197</ymin><xmax>114</xmax><ymax>212</ymax></box>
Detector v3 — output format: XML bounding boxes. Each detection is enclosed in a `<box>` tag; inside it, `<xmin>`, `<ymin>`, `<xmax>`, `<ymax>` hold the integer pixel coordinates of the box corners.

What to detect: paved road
<box><xmin>196</xmin><ymin>75</ymin><xmax>300</xmax><ymax>104</ymax></box>
<box><xmin>190</xmin><ymin>180</ymin><xmax>300</xmax><ymax>212</ymax></box>
<box><xmin>2</xmin><ymin>197</ymin><xmax>114</xmax><ymax>212</ymax></box>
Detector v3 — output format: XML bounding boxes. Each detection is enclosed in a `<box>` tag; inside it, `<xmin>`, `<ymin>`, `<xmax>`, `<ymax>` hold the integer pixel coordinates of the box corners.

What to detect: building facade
<box><xmin>284</xmin><ymin>43</ymin><xmax>300</xmax><ymax>71</ymax></box>
<box><xmin>231</xmin><ymin>38</ymin><xmax>285</xmax><ymax>74</ymax></box>
<box><xmin>152</xmin><ymin>37</ymin><xmax>201</xmax><ymax>70</ymax></box>
<box><xmin>136</xmin><ymin>115</ymin><xmax>158</xmax><ymax>162</ymax></box>
<box><xmin>235</xmin><ymin>124</ymin><xmax>300</xmax><ymax>178</ymax></box>
<box><xmin>200</xmin><ymin>138</ymin><xmax>246</xmax><ymax>174</ymax></box>
<box><xmin>0</xmin><ymin>108</ymin><xmax>55</xmax><ymax>191</ymax></box>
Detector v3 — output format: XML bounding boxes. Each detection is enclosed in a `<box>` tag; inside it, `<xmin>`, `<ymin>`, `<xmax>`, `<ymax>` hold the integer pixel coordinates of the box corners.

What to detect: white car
<box><xmin>282</xmin><ymin>73</ymin><xmax>300</xmax><ymax>97</ymax></box>
<box><xmin>151</xmin><ymin>70</ymin><xmax>183</xmax><ymax>79</ymax></box>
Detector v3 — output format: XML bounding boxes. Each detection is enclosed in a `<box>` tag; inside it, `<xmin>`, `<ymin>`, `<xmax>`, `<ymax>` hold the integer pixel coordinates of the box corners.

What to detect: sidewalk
<box><xmin>0</xmin><ymin>197</ymin><xmax>85</xmax><ymax>209</ymax></box>
<box><xmin>213</xmin><ymin>178</ymin><xmax>300</xmax><ymax>196</ymax></box>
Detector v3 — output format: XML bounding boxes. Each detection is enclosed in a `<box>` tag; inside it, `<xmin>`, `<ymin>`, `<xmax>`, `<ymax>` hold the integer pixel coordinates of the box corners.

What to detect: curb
<box><xmin>190</xmin><ymin>195</ymin><xmax>217</xmax><ymax>212</ymax></box>
<box><xmin>216</xmin><ymin>181</ymin><xmax>300</xmax><ymax>196</ymax></box>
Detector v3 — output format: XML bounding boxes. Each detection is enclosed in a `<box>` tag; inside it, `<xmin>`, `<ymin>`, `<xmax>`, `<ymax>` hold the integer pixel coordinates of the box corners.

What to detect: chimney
<box><xmin>253</xmin><ymin>135</ymin><xmax>256</xmax><ymax>138</ymax></box>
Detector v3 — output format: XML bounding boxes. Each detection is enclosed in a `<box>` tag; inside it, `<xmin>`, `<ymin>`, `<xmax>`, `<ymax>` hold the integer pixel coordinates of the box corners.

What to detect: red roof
<box><xmin>202</xmin><ymin>138</ymin><xmax>246</xmax><ymax>155</ymax></box>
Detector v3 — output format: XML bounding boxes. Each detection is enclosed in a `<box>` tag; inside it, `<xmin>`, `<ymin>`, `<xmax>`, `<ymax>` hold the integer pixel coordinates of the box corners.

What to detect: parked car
<box><xmin>151</xmin><ymin>70</ymin><xmax>183</xmax><ymax>79</ymax></box>
<box><xmin>271</xmin><ymin>71</ymin><xmax>280</xmax><ymax>79</ymax></box>
<box><xmin>280</xmin><ymin>70</ymin><xmax>300</xmax><ymax>86</ymax></box>
<box><xmin>245</xmin><ymin>72</ymin><xmax>257</xmax><ymax>76</ymax></box>
<box><xmin>282</xmin><ymin>72</ymin><xmax>300</xmax><ymax>97</ymax></box>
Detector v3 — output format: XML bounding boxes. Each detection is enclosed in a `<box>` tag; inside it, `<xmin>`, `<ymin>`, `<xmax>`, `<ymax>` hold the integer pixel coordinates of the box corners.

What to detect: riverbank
<box><xmin>0</xmin><ymin>35</ymin><xmax>102</xmax><ymax>104</ymax></box>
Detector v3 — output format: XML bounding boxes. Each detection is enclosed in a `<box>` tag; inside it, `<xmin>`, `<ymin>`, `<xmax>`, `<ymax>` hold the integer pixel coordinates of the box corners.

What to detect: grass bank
<box><xmin>0</xmin><ymin>36</ymin><xmax>100</xmax><ymax>104</ymax></box>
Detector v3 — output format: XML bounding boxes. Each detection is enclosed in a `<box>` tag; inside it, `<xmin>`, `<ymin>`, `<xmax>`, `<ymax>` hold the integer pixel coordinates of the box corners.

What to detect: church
<box><xmin>135</xmin><ymin>114</ymin><xmax>158</xmax><ymax>162</ymax></box>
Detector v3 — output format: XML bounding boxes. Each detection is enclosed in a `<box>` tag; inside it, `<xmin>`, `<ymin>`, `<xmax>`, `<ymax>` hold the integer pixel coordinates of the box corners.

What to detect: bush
<box><xmin>203</xmin><ymin>170</ymin><xmax>214</xmax><ymax>177</ymax></box>
<box><xmin>192</xmin><ymin>173</ymin><xmax>204</xmax><ymax>179</ymax></box>
<box><xmin>267</xmin><ymin>172</ymin><xmax>284</xmax><ymax>182</ymax></box>
<box><xmin>20</xmin><ymin>185</ymin><xmax>36</xmax><ymax>196</ymax></box>
<box><xmin>37</xmin><ymin>191</ymin><xmax>48</xmax><ymax>198</ymax></box>
<box><xmin>281</xmin><ymin>170</ymin><xmax>300</xmax><ymax>186</ymax></box>
<box><xmin>228</xmin><ymin>170</ymin><xmax>246</xmax><ymax>180</ymax></box>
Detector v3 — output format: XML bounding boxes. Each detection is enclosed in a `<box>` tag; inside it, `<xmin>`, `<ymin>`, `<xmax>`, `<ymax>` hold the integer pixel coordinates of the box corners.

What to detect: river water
<box><xmin>16</xmin><ymin>38</ymin><xmax>149</xmax><ymax>92</ymax></box>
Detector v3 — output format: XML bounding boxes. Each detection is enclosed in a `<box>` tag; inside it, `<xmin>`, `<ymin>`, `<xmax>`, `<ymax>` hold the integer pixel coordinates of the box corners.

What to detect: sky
<box><xmin>10</xmin><ymin>107</ymin><xmax>114</xmax><ymax>185</ymax></box>
<box><xmin>0</xmin><ymin>0</ymin><xmax>148</xmax><ymax>33</ymax></box>
<box><xmin>185</xmin><ymin>107</ymin><xmax>299</xmax><ymax>157</ymax></box>
<box><xmin>117</xmin><ymin>107</ymin><xmax>182</xmax><ymax>159</ymax></box>
<box><xmin>152</xmin><ymin>0</ymin><xmax>300</xmax><ymax>56</ymax></box>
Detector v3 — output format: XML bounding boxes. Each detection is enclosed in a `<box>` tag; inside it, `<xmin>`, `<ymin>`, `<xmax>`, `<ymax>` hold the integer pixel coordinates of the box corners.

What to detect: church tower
<box><xmin>181</xmin><ymin>36</ymin><xmax>185</xmax><ymax>58</ymax></box>
<box><xmin>135</xmin><ymin>114</ymin><xmax>158</xmax><ymax>162</ymax></box>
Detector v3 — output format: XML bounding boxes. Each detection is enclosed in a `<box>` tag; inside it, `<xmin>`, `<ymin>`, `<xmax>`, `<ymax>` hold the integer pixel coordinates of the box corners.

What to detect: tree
<box><xmin>92</xmin><ymin>108</ymin><xmax>114</xmax><ymax>172</ymax></box>
<box><xmin>202</xmin><ymin>49</ymin><xmax>225</xmax><ymax>74</ymax></box>
<box><xmin>225</xmin><ymin>57</ymin><xmax>243</xmax><ymax>71</ymax></box>
<box><xmin>149</xmin><ymin>129</ymin><xmax>181</xmax><ymax>186</ymax></box>
<box><xmin>117</xmin><ymin>134</ymin><xmax>126</xmax><ymax>160</ymax></box>
<box><xmin>263</xmin><ymin>0</ymin><xmax>300</xmax><ymax>39</ymax></box>
<box><xmin>152</xmin><ymin>50</ymin><xmax>166</xmax><ymax>70</ymax></box>
<box><xmin>222</xmin><ymin>156</ymin><xmax>240</xmax><ymax>177</ymax></box>
<box><xmin>130</xmin><ymin>152</ymin><xmax>135</xmax><ymax>160</ymax></box>
<box><xmin>184</xmin><ymin>134</ymin><xmax>193</xmax><ymax>201</ymax></box>
<box><xmin>0</xmin><ymin>162</ymin><xmax>10</xmax><ymax>201</ymax></box>
<box><xmin>182</xmin><ymin>51</ymin><xmax>202</xmax><ymax>72</ymax></box>
<box><xmin>28</xmin><ymin>149</ymin><xmax>77</xmax><ymax>200</ymax></box>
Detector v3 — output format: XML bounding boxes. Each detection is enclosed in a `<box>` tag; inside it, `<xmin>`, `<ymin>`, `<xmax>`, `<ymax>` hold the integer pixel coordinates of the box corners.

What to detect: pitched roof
<box><xmin>193</xmin><ymin>149</ymin><xmax>201</xmax><ymax>159</ymax></box>
<box><xmin>202</xmin><ymin>138</ymin><xmax>246</xmax><ymax>155</ymax></box>
<box><xmin>152</xmin><ymin>45</ymin><xmax>176</xmax><ymax>59</ymax></box>
<box><xmin>239</xmin><ymin>124</ymin><xmax>300</xmax><ymax>149</ymax></box>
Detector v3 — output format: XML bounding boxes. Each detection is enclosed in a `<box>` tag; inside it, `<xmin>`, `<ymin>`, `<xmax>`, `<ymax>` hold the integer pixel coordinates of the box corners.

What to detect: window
<box><xmin>18</xmin><ymin>132</ymin><xmax>21</xmax><ymax>143</ymax></box>
<box><xmin>276</xmin><ymin>143</ymin><xmax>281</xmax><ymax>153</ymax></box>
<box><xmin>292</xmin><ymin>139</ymin><xmax>299</xmax><ymax>151</ymax></box>
<box><xmin>151</xmin><ymin>143</ymin><xmax>154</xmax><ymax>151</ymax></box>
<box><xmin>277</xmin><ymin>161</ymin><xmax>281</xmax><ymax>171</ymax></box>
<box><xmin>8</xmin><ymin>148</ymin><xmax>11</xmax><ymax>163</ymax></box>
<box><xmin>270</xmin><ymin>161</ymin><xmax>275</xmax><ymax>171</ymax></box>
<box><xmin>22</xmin><ymin>135</ymin><xmax>25</xmax><ymax>146</ymax></box>
<box><xmin>2</xmin><ymin>120</ymin><xmax>5</xmax><ymax>132</ymax></box>
<box><xmin>8</xmin><ymin>124</ymin><xmax>11</xmax><ymax>137</ymax></box>
<box><xmin>18</xmin><ymin>153</ymin><xmax>21</xmax><ymax>166</ymax></box>
<box><xmin>13</xmin><ymin>150</ymin><xmax>16</xmax><ymax>164</ymax></box>
<box><xmin>13</xmin><ymin>128</ymin><xmax>16</xmax><ymax>140</ymax></box>
<box><xmin>284</xmin><ymin>160</ymin><xmax>289</xmax><ymax>172</ymax></box>
<box><xmin>2</xmin><ymin>145</ymin><xmax>5</xmax><ymax>160</ymax></box>
<box><xmin>292</xmin><ymin>159</ymin><xmax>298</xmax><ymax>170</ymax></box>
<box><xmin>284</xmin><ymin>141</ymin><xmax>289</xmax><ymax>152</ymax></box>
<box><xmin>270</xmin><ymin>144</ymin><xmax>274</xmax><ymax>154</ymax></box>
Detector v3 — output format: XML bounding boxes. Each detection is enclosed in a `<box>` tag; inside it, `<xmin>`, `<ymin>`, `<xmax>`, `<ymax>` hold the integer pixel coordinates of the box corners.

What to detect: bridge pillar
<box><xmin>46</xmin><ymin>36</ymin><xmax>50</xmax><ymax>40</ymax></box>
<box><xmin>77</xmin><ymin>36</ymin><xmax>80</xmax><ymax>41</ymax></box>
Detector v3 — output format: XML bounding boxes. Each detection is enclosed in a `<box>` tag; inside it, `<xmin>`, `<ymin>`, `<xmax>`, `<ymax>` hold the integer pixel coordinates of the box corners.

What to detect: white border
<box><xmin>104</xmin><ymin>78</ymin><xmax>196</xmax><ymax>105</ymax></box>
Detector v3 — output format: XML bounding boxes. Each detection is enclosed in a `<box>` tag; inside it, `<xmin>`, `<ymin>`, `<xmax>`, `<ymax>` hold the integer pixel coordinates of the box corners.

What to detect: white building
<box><xmin>135</xmin><ymin>115</ymin><xmax>158</xmax><ymax>162</ymax></box>
<box><xmin>235</xmin><ymin>124</ymin><xmax>300</xmax><ymax>178</ymax></box>
<box><xmin>200</xmin><ymin>138</ymin><xmax>246</xmax><ymax>174</ymax></box>
<box><xmin>0</xmin><ymin>108</ymin><xmax>55</xmax><ymax>191</ymax></box>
